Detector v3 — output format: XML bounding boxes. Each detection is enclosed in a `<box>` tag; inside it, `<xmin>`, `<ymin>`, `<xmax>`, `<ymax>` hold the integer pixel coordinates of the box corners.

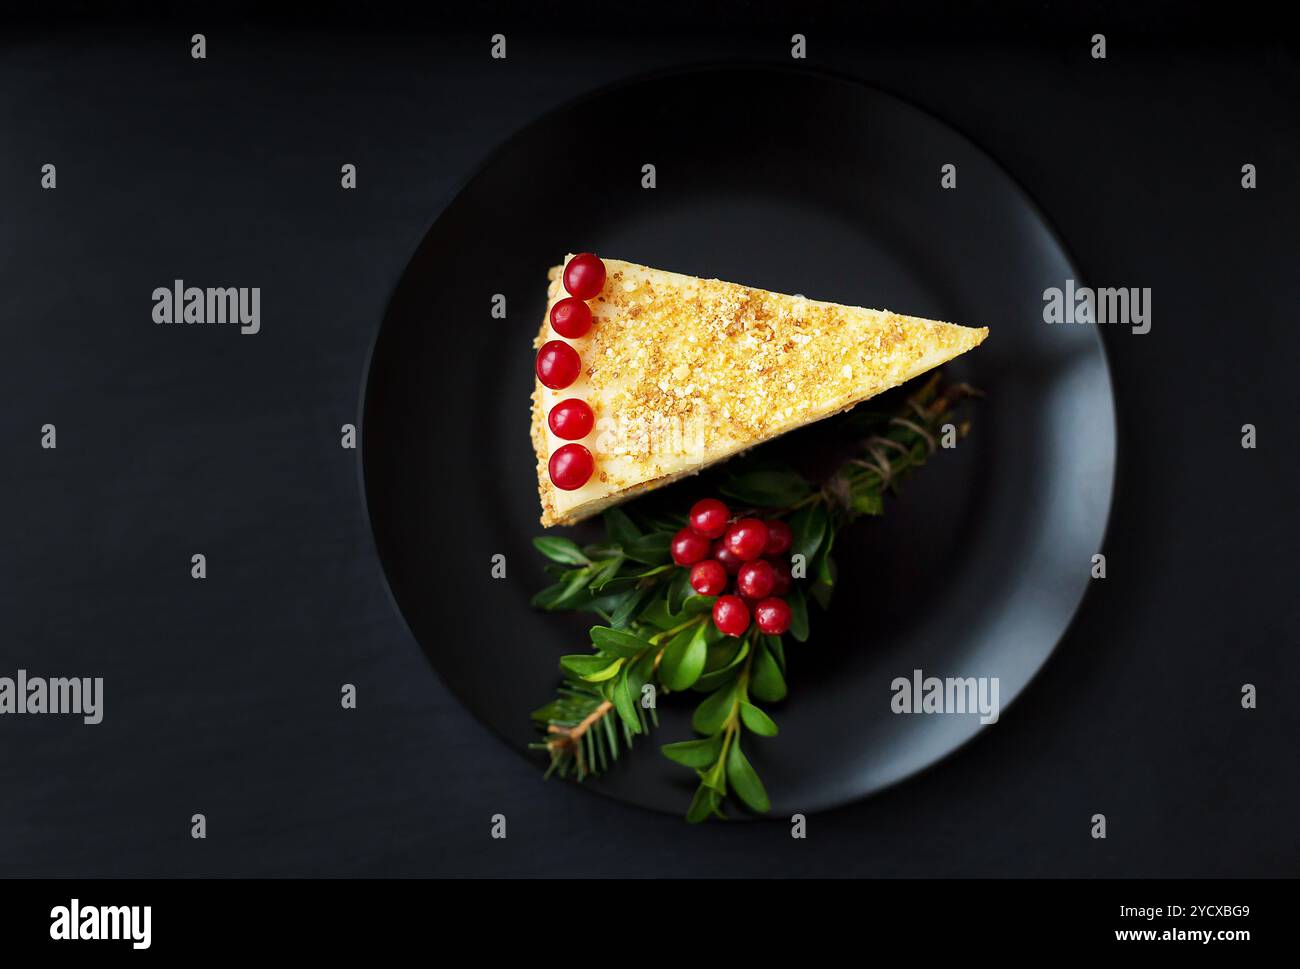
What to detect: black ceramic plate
<box><xmin>362</xmin><ymin>67</ymin><xmax>1116</xmax><ymax>816</ymax></box>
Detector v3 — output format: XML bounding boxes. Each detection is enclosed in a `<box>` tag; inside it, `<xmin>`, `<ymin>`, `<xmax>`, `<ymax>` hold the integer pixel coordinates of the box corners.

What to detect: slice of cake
<box><xmin>530</xmin><ymin>253</ymin><xmax>988</xmax><ymax>527</ymax></box>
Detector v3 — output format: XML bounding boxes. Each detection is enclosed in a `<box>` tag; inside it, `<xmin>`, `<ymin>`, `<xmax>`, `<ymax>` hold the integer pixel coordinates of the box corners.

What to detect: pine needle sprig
<box><xmin>529</xmin><ymin>678</ymin><xmax>656</xmax><ymax>780</ymax></box>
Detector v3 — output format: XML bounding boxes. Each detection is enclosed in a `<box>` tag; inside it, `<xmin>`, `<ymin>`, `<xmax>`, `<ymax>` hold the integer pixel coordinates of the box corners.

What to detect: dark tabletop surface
<box><xmin>2</xmin><ymin>8</ymin><xmax>1298</xmax><ymax>877</ymax></box>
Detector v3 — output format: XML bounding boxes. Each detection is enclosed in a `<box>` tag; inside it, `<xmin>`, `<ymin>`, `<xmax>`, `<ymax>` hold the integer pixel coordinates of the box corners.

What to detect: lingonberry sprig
<box><xmin>529</xmin><ymin>372</ymin><xmax>979</xmax><ymax>820</ymax></box>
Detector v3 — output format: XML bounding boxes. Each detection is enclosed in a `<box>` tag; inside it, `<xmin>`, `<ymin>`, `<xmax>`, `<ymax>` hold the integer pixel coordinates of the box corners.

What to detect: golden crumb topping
<box><xmin>531</xmin><ymin>256</ymin><xmax>987</xmax><ymax>526</ymax></box>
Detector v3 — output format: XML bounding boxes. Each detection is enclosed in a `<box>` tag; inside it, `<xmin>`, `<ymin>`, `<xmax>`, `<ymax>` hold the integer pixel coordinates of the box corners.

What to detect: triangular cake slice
<box><xmin>531</xmin><ymin>255</ymin><xmax>988</xmax><ymax>526</ymax></box>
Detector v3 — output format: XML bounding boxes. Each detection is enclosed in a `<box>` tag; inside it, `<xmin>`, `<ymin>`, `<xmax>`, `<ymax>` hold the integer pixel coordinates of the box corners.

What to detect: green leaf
<box><xmin>644</xmin><ymin>511</ymin><xmax>690</xmax><ymax>533</ymax></box>
<box><xmin>809</xmin><ymin>531</ymin><xmax>836</xmax><ymax>609</ymax></box>
<box><xmin>591</xmin><ymin>573</ymin><xmax>644</xmax><ymax>595</ymax></box>
<box><xmin>590</xmin><ymin>626</ymin><xmax>652</xmax><ymax>658</ymax></box>
<box><xmin>530</xmin><ymin>568</ymin><xmax>592</xmax><ymax>610</ymax></box>
<box><xmin>532</xmin><ymin>536</ymin><xmax>590</xmax><ymax>566</ymax></box>
<box><xmin>559</xmin><ymin>654</ymin><xmax>617</xmax><ymax>678</ymax></box>
<box><xmin>602</xmin><ymin>508</ymin><xmax>642</xmax><ymax>548</ymax></box>
<box><xmin>686</xmin><ymin>783</ymin><xmax>721</xmax><ymax>823</ymax></box>
<box><xmin>660</xmin><ymin>623</ymin><xmax>708</xmax><ymax>692</ymax></box>
<box><xmin>666</xmin><ymin>567</ymin><xmax>692</xmax><ymax>614</ymax></box>
<box><xmin>740</xmin><ymin>701</ymin><xmax>778</xmax><ymax>737</ymax></box>
<box><xmin>623</xmin><ymin>531</ymin><xmax>672</xmax><ymax>565</ymax></box>
<box><xmin>611</xmin><ymin>586</ymin><xmax>653</xmax><ymax>629</ymax></box>
<box><xmin>725</xmin><ymin>740</ymin><xmax>771</xmax><ymax>813</ymax></box>
<box><xmin>750</xmin><ymin>641</ymin><xmax>787</xmax><ymax>702</ymax></box>
<box><xmin>678</xmin><ymin>594</ymin><xmax>717</xmax><ymax>618</ymax></box>
<box><xmin>788</xmin><ymin>585</ymin><xmax>809</xmax><ymax>642</ymax></box>
<box><xmin>660</xmin><ymin>734</ymin><xmax>722</xmax><ymax>768</ymax></box>
<box><xmin>721</xmin><ymin>469</ymin><xmax>813</xmax><ymax>507</ymax></box>
<box><xmin>638</xmin><ymin>597</ymin><xmax>678</xmax><ymax>630</ymax></box>
<box><xmin>584</xmin><ymin>592</ymin><xmax>626</xmax><ymax>618</ymax></box>
<box><xmin>582</xmin><ymin>657</ymin><xmax>625</xmax><ymax>683</ymax></box>
<box><xmin>851</xmin><ymin>491</ymin><xmax>884</xmax><ymax>516</ymax></box>
<box><xmin>703</xmin><ymin>635</ymin><xmax>744</xmax><ymax>673</ymax></box>
<box><xmin>585</xmin><ymin>555</ymin><xmax>627</xmax><ymax>590</ymax></box>
<box><xmin>700</xmin><ymin>757</ymin><xmax>728</xmax><ymax>793</ymax></box>
<box><xmin>790</xmin><ymin>502</ymin><xmax>829</xmax><ymax>565</ymax></box>
<box><xmin>764</xmin><ymin>634</ymin><xmax>787</xmax><ymax>673</ymax></box>
<box><xmin>694</xmin><ymin>641</ymin><xmax>749</xmax><ymax>691</ymax></box>
<box><xmin>692</xmin><ymin>682</ymin><xmax>737</xmax><ymax>734</ymax></box>
<box><xmin>611</xmin><ymin>669</ymin><xmax>641</xmax><ymax>734</ymax></box>
<box><xmin>530</xmin><ymin>580</ymin><xmax>569</xmax><ymax>609</ymax></box>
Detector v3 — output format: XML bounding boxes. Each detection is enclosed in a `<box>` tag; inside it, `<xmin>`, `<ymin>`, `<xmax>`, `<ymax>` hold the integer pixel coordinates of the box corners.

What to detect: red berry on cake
<box><xmin>548</xmin><ymin>443</ymin><xmax>594</xmax><ymax>490</ymax></box>
<box><xmin>547</xmin><ymin>398</ymin><xmax>594</xmax><ymax>440</ymax></box>
<box><xmin>563</xmin><ymin>253</ymin><xmax>606</xmax><ymax>300</ymax></box>
<box><xmin>536</xmin><ymin>340</ymin><xmax>582</xmax><ymax>390</ymax></box>
<box><xmin>550</xmin><ymin>297</ymin><xmax>593</xmax><ymax>339</ymax></box>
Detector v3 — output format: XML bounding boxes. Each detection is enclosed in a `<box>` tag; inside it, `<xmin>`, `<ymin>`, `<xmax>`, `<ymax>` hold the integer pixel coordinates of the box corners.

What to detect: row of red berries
<box><xmin>671</xmin><ymin>498</ymin><xmax>795</xmax><ymax>637</ymax></box>
<box><xmin>538</xmin><ymin>253</ymin><xmax>607</xmax><ymax>491</ymax></box>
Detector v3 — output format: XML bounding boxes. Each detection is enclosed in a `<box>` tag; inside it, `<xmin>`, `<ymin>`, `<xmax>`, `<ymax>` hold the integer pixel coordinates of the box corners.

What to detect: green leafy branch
<box><xmin>529</xmin><ymin>372</ymin><xmax>979</xmax><ymax>820</ymax></box>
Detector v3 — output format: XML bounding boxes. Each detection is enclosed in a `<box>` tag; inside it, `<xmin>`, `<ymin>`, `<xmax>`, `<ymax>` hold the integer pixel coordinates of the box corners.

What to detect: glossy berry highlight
<box><xmin>713</xmin><ymin>595</ymin><xmax>750</xmax><ymax>637</ymax></box>
<box><xmin>547</xmin><ymin>398</ymin><xmax>594</xmax><ymax>440</ymax></box>
<box><xmin>689</xmin><ymin>560</ymin><xmax>728</xmax><ymax>596</ymax></box>
<box><xmin>723</xmin><ymin>518</ymin><xmax>769</xmax><ymax>562</ymax></box>
<box><xmin>535</xmin><ymin>340</ymin><xmax>582</xmax><ymax>390</ymax></box>
<box><xmin>754</xmin><ymin>597</ymin><xmax>792</xmax><ymax>635</ymax></box>
<box><xmin>563</xmin><ymin>253</ymin><xmax>606</xmax><ymax>300</ymax></box>
<box><xmin>548</xmin><ymin>443</ymin><xmax>594</xmax><ymax>490</ymax></box>
<box><xmin>736</xmin><ymin>559</ymin><xmax>777</xmax><ymax>601</ymax></box>
<box><xmin>671</xmin><ymin>527</ymin><xmax>712</xmax><ymax>566</ymax></box>
<box><xmin>549</xmin><ymin>297</ymin><xmax>593</xmax><ymax>339</ymax></box>
<box><xmin>688</xmin><ymin>497</ymin><xmax>730</xmax><ymax>539</ymax></box>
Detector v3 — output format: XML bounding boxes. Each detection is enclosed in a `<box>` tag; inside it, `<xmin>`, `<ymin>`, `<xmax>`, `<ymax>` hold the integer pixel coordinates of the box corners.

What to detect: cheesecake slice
<box><xmin>531</xmin><ymin>255</ymin><xmax>988</xmax><ymax>527</ymax></box>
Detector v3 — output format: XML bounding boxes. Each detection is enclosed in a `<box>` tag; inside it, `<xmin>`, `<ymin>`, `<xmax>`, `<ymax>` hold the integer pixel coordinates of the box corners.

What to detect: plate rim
<box><xmin>357</xmin><ymin>61</ymin><xmax>1119</xmax><ymax>817</ymax></box>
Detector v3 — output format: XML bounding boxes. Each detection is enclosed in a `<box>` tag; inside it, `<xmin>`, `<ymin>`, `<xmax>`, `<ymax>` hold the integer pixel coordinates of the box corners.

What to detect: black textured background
<box><xmin>2</xmin><ymin>6</ymin><xmax>1298</xmax><ymax>877</ymax></box>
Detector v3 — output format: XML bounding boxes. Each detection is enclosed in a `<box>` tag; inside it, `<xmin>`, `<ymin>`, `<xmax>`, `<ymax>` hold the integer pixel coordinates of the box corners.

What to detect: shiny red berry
<box><xmin>536</xmin><ymin>340</ymin><xmax>582</xmax><ymax>390</ymax></box>
<box><xmin>548</xmin><ymin>443</ymin><xmax>593</xmax><ymax>490</ymax></box>
<box><xmin>763</xmin><ymin>520</ymin><xmax>793</xmax><ymax>556</ymax></box>
<box><xmin>754</xmin><ymin>597</ymin><xmax>792</xmax><ymax>635</ymax></box>
<box><xmin>713</xmin><ymin>595</ymin><xmax>750</xmax><ymax>637</ymax></box>
<box><xmin>736</xmin><ymin>559</ymin><xmax>777</xmax><ymax>600</ymax></box>
<box><xmin>688</xmin><ymin>497</ymin><xmax>730</xmax><ymax>539</ymax></box>
<box><xmin>671</xmin><ymin>527</ymin><xmax>711</xmax><ymax>566</ymax></box>
<box><xmin>550</xmin><ymin>297</ymin><xmax>593</xmax><ymax>339</ymax></box>
<box><xmin>712</xmin><ymin>540</ymin><xmax>743</xmax><ymax>575</ymax></box>
<box><xmin>689</xmin><ymin>560</ymin><xmax>728</xmax><ymax>596</ymax></box>
<box><xmin>768</xmin><ymin>558</ymin><xmax>792</xmax><ymax>597</ymax></box>
<box><xmin>547</xmin><ymin>398</ymin><xmax>594</xmax><ymax>440</ymax></box>
<box><xmin>724</xmin><ymin>518</ymin><xmax>769</xmax><ymax>562</ymax></box>
<box><xmin>563</xmin><ymin>253</ymin><xmax>606</xmax><ymax>300</ymax></box>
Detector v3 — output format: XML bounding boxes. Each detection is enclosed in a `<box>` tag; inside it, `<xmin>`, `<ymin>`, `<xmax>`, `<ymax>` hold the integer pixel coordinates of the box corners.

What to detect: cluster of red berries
<box><xmin>670</xmin><ymin>497</ymin><xmax>795</xmax><ymax>637</ymax></box>
<box><xmin>537</xmin><ymin>253</ymin><xmax>607</xmax><ymax>491</ymax></box>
